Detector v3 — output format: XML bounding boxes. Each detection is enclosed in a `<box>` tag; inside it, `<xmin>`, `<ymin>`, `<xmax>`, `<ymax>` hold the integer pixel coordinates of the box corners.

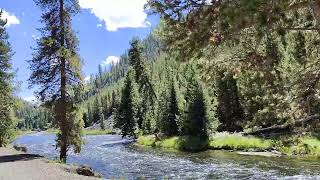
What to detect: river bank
<box><xmin>46</xmin><ymin>129</ymin><xmax>116</xmax><ymax>136</ymax></box>
<box><xmin>12</xmin><ymin>133</ymin><xmax>320</xmax><ymax>179</ymax></box>
<box><xmin>137</xmin><ymin>133</ymin><xmax>320</xmax><ymax>157</ymax></box>
<box><xmin>0</xmin><ymin>147</ymin><xmax>100</xmax><ymax>180</ymax></box>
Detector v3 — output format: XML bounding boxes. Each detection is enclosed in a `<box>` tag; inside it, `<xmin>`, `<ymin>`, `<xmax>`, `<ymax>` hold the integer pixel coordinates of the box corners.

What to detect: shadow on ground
<box><xmin>0</xmin><ymin>154</ymin><xmax>43</xmax><ymax>163</ymax></box>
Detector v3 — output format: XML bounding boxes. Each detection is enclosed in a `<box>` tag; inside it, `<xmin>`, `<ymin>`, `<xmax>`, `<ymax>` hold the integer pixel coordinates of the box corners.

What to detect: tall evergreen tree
<box><xmin>166</xmin><ymin>81</ymin><xmax>179</xmax><ymax>136</ymax></box>
<box><xmin>216</xmin><ymin>71</ymin><xmax>244</xmax><ymax>132</ymax></box>
<box><xmin>83</xmin><ymin>113</ymin><xmax>89</xmax><ymax>128</ymax></box>
<box><xmin>159</xmin><ymin>80</ymin><xmax>179</xmax><ymax>136</ymax></box>
<box><xmin>182</xmin><ymin>67</ymin><xmax>208</xmax><ymax>138</ymax></box>
<box><xmin>92</xmin><ymin>96</ymin><xmax>100</xmax><ymax>123</ymax></box>
<box><xmin>114</xmin><ymin>71</ymin><xmax>136</xmax><ymax>137</ymax></box>
<box><xmin>111</xmin><ymin>90</ymin><xmax>116</xmax><ymax>110</ymax></box>
<box><xmin>128</xmin><ymin>38</ymin><xmax>156</xmax><ymax>98</ymax></box>
<box><xmin>0</xmin><ymin>11</ymin><xmax>14</xmax><ymax>147</ymax></box>
<box><xmin>293</xmin><ymin>31</ymin><xmax>307</xmax><ymax>66</ymax></box>
<box><xmin>99</xmin><ymin>107</ymin><xmax>105</xmax><ymax>130</ymax></box>
<box><xmin>87</xmin><ymin>104</ymin><xmax>93</xmax><ymax>125</ymax></box>
<box><xmin>128</xmin><ymin>38</ymin><xmax>157</xmax><ymax>134</ymax></box>
<box><xmin>98</xmin><ymin>64</ymin><xmax>104</xmax><ymax>87</ymax></box>
<box><xmin>29</xmin><ymin>0</ymin><xmax>83</xmax><ymax>162</ymax></box>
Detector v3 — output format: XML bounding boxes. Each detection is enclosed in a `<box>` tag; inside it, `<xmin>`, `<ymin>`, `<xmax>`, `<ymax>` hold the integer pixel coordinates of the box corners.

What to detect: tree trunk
<box><xmin>245</xmin><ymin>114</ymin><xmax>319</xmax><ymax>137</ymax></box>
<box><xmin>59</xmin><ymin>0</ymin><xmax>68</xmax><ymax>163</ymax></box>
<box><xmin>59</xmin><ymin>142</ymin><xmax>67</xmax><ymax>163</ymax></box>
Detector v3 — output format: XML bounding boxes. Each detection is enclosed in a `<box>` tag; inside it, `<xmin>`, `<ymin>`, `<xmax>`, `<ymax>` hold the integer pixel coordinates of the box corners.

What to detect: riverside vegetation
<box><xmin>1</xmin><ymin>0</ymin><xmax>320</xmax><ymax>165</ymax></box>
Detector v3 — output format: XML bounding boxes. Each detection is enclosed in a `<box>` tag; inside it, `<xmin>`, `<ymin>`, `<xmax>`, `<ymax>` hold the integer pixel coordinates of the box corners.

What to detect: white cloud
<box><xmin>205</xmin><ymin>0</ymin><xmax>213</xmax><ymax>5</ymax></box>
<box><xmin>32</xmin><ymin>34</ymin><xmax>40</xmax><ymax>41</ymax></box>
<box><xmin>101</xmin><ymin>56</ymin><xmax>120</xmax><ymax>66</ymax></box>
<box><xmin>84</xmin><ymin>76</ymin><xmax>91</xmax><ymax>82</ymax></box>
<box><xmin>0</xmin><ymin>10</ymin><xmax>20</xmax><ymax>27</ymax></box>
<box><xmin>23</xmin><ymin>96</ymin><xmax>38</xmax><ymax>103</ymax></box>
<box><xmin>97</xmin><ymin>23</ymin><xmax>102</xmax><ymax>28</ymax></box>
<box><xmin>79</xmin><ymin>0</ymin><xmax>150</xmax><ymax>31</ymax></box>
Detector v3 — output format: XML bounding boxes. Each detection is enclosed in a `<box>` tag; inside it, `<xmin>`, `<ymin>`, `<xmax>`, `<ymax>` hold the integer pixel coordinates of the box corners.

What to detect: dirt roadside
<box><xmin>0</xmin><ymin>147</ymin><xmax>101</xmax><ymax>180</ymax></box>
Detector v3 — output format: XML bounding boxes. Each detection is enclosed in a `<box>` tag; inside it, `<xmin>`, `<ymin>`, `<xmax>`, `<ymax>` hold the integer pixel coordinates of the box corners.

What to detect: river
<box><xmin>12</xmin><ymin>133</ymin><xmax>320</xmax><ymax>179</ymax></box>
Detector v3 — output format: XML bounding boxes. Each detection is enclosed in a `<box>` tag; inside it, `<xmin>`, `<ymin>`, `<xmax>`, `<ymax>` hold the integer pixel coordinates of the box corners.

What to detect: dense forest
<box><xmin>1</xmin><ymin>0</ymin><xmax>320</xmax><ymax>161</ymax></box>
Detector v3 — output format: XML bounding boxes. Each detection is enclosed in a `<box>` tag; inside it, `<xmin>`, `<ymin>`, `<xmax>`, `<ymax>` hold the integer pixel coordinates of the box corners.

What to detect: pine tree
<box><xmin>159</xmin><ymin>80</ymin><xmax>179</xmax><ymax>136</ymax></box>
<box><xmin>111</xmin><ymin>90</ymin><xmax>116</xmax><ymax>110</ymax></box>
<box><xmin>166</xmin><ymin>81</ymin><xmax>179</xmax><ymax>136</ymax></box>
<box><xmin>87</xmin><ymin>103</ymin><xmax>93</xmax><ymax>125</ymax></box>
<box><xmin>99</xmin><ymin>107</ymin><xmax>105</xmax><ymax>130</ymax></box>
<box><xmin>98</xmin><ymin>64</ymin><xmax>104</xmax><ymax>87</ymax></box>
<box><xmin>92</xmin><ymin>96</ymin><xmax>100</xmax><ymax>123</ymax></box>
<box><xmin>29</xmin><ymin>0</ymin><xmax>83</xmax><ymax>162</ymax></box>
<box><xmin>128</xmin><ymin>38</ymin><xmax>156</xmax><ymax>98</ymax></box>
<box><xmin>0</xmin><ymin>11</ymin><xmax>14</xmax><ymax>147</ymax></box>
<box><xmin>182</xmin><ymin>66</ymin><xmax>208</xmax><ymax>138</ymax></box>
<box><xmin>114</xmin><ymin>71</ymin><xmax>136</xmax><ymax>138</ymax></box>
<box><xmin>293</xmin><ymin>31</ymin><xmax>307</xmax><ymax>66</ymax></box>
<box><xmin>83</xmin><ymin>113</ymin><xmax>89</xmax><ymax>128</ymax></box>
<box><xmin>100</xmin><ymin>95</ymin><xmax>108</xmax><ymax>117</ymax></box>
<box><xmin>216</xmin><ymin>71</ymin><xmax>244</xmax><ymax>132</ymax></box>
<box><xmin>128</xmin><ymin>38</ymin><xmax>157</xmax><ymax>134</ymax></box>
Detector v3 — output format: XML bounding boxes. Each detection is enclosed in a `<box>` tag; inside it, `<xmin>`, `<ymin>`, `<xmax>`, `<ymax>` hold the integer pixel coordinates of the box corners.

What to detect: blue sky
<box><xmin>0</xmin><ymin>0</ymin><xmax>159</xmax><ymax>102</ymax></box>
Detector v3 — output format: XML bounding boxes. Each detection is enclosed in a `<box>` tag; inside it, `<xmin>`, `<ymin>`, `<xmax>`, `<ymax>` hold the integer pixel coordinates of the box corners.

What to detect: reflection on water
<box><xmin>13</xmin><ymin>132</ymin><xmax>320</xmax><ymax>179</ymax></box>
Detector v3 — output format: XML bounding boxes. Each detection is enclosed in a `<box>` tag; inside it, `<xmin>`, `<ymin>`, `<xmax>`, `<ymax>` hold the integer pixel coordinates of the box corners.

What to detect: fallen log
<box><xmin>245</xmin><ymin>114</ymin><xmax>320</xmax><ymax>137</ymax></box>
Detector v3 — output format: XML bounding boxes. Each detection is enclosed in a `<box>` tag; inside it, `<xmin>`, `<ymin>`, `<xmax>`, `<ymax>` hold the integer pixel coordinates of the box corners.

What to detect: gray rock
<box><xmin>76</xmin><ymin>166</ymin><xmax>96</xmax><ymax>177</ymax></box>
<box><xmin>13</xmin><ymin>145</ymin><xmax>28</xmax><ymax>153</ymax></box>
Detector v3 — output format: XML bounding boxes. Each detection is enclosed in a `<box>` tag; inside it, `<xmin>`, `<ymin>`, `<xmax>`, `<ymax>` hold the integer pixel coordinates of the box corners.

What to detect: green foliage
<box><xmin>55</xmin><ymin>103</ymin><xmax>84</xmax><ymax>155</ymax></box>
<box><xmin>0</xmin><ymin>11</ymin><xmax>14</xmax><ymax>147</ymax></box>
<box><xmin>114</xmin><ymin>71</ymin><xmax>137</xmax><ymax>137</ymax></box>
<box><xmin>158</xmin><ymin>80</ymin><xmax>179</xmax><ymax>136</ymax></box>
<box><xmin>275</xmin><ymin>136</ymin><xmax>320</xmax><ymax>157</ymax></box>
<box><xmin>128</xmin><ymin>38</ymin><xmax>157</xmax><ymax>134</ymax></box>
<box><xmin>30</xmin><ymin>0</ymin><xmax>83</xmax><ymax>162</ymax></box>
<box><xmin>181</xmin><ymin>66</ymin><xmax>208</xmax><ymax>138</ymax></box>
<box><xmin>216</xmin><ymin>71</ymin><xmax>244</xmax><ymax>132</ymax></box>
<box><xmin>100</xmin><ymin>111</ymin><xmax>105</xmax><ymax>130</ymax></box>
<box><xmin>15</xmin><ymin>99</ymin><xmax>53</xmax><ymax>130</ymax></box>
<box><xmin>128</xmin><ymin>38</ymin><xmax>156</xmax><ymax>98</ymax></box>
<box><xmin>293</xmin><ymin>31</ymin><xmax>307</xmax><ymax>66</ymax></box>
<box><xmin>137</xmin><ymin>135</ymin><xmax>208</xmax><ymax>152</ymax></box>
<box><xmin>137</xmin><ymin>135</ymin><xmax>156</xmax><ymax>146</ymax></box>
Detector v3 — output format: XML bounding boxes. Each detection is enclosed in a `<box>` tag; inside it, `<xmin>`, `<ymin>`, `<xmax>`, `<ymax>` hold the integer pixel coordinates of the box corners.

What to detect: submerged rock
<box><xmin>13</xmin><ymin>145</ymin><xmax>28</xmax><ymax>153</ymax></box>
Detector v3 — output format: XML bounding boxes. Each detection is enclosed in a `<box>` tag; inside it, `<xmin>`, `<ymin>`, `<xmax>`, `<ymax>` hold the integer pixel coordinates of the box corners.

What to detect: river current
<box><xmin>13</xmin><ymin>133</ymin><xmax>320</xmax><ymax>179</ymax></box>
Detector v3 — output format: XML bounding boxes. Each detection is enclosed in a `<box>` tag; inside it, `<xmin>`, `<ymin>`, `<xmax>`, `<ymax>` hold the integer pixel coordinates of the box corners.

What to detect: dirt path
<box><xmin>0</xmin><ymin>147</ymin><xmax>100</xmax><ymax>180</ymax></box>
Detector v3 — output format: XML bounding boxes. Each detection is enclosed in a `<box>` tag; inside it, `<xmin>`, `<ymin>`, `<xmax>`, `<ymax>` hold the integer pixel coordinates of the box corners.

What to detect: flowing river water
<box><xmin>13</xmin><ymin>133</ymin><xmax>320</xmax><ymax>179</ymax></box>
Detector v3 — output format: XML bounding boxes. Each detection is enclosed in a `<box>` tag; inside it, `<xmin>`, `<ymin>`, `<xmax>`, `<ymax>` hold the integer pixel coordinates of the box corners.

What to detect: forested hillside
<box><xmin>2</xmin><ymin>0</ymin><xmax>320</xmax><ymax>162</ymax></box>
<box><xmin>26</xmin><ymin>0</ymin><xmax>320</xmax><ymax>140</ymax></box>
<box><xmin>14</xmin><ymin>99</ymin><xmax>53</xmax><ymax>130</ymax></box>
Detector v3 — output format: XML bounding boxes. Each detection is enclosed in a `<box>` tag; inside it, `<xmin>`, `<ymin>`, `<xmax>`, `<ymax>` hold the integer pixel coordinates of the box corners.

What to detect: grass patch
<box><xmin>137</xmin><ymin>135</ymin><xmax>156</xmax><ymax>146</ymax></box>
<box><xmin>13</xmin><ymin>130</ymin><xmax>35</xmax><ymax>137</ymax></box>
<box><xmin>209</xmin><ymin>133</ymin><xmax>272</xmax><ymax>151</ymax></box>
<box><xmin>275</xmin><ymin>136</ymin><xmax>320</xmax><ymax>157</ymax></box>
<box><xmin>46</xmin><ymin>129</ymin><xmax>59</xmax><ymax>134</ymax></box>
<box><xmin>46</xmin><ymin>129</ymin><xmax>115</xmax><ymax>135</ymax></box>
<box><xmin>137</xmin><ymin>135</ymin><xmax>208</xmax><ymax>152</ymax></box>
<box><xmin>137</xmin><ymin>133</ymin><xmax>320</xmax><ymax>157</ymax></box>
<box><xmin>84</xmin><ymin>129</ymin><xmax>115</xmax><ymax>135</ymax></box>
